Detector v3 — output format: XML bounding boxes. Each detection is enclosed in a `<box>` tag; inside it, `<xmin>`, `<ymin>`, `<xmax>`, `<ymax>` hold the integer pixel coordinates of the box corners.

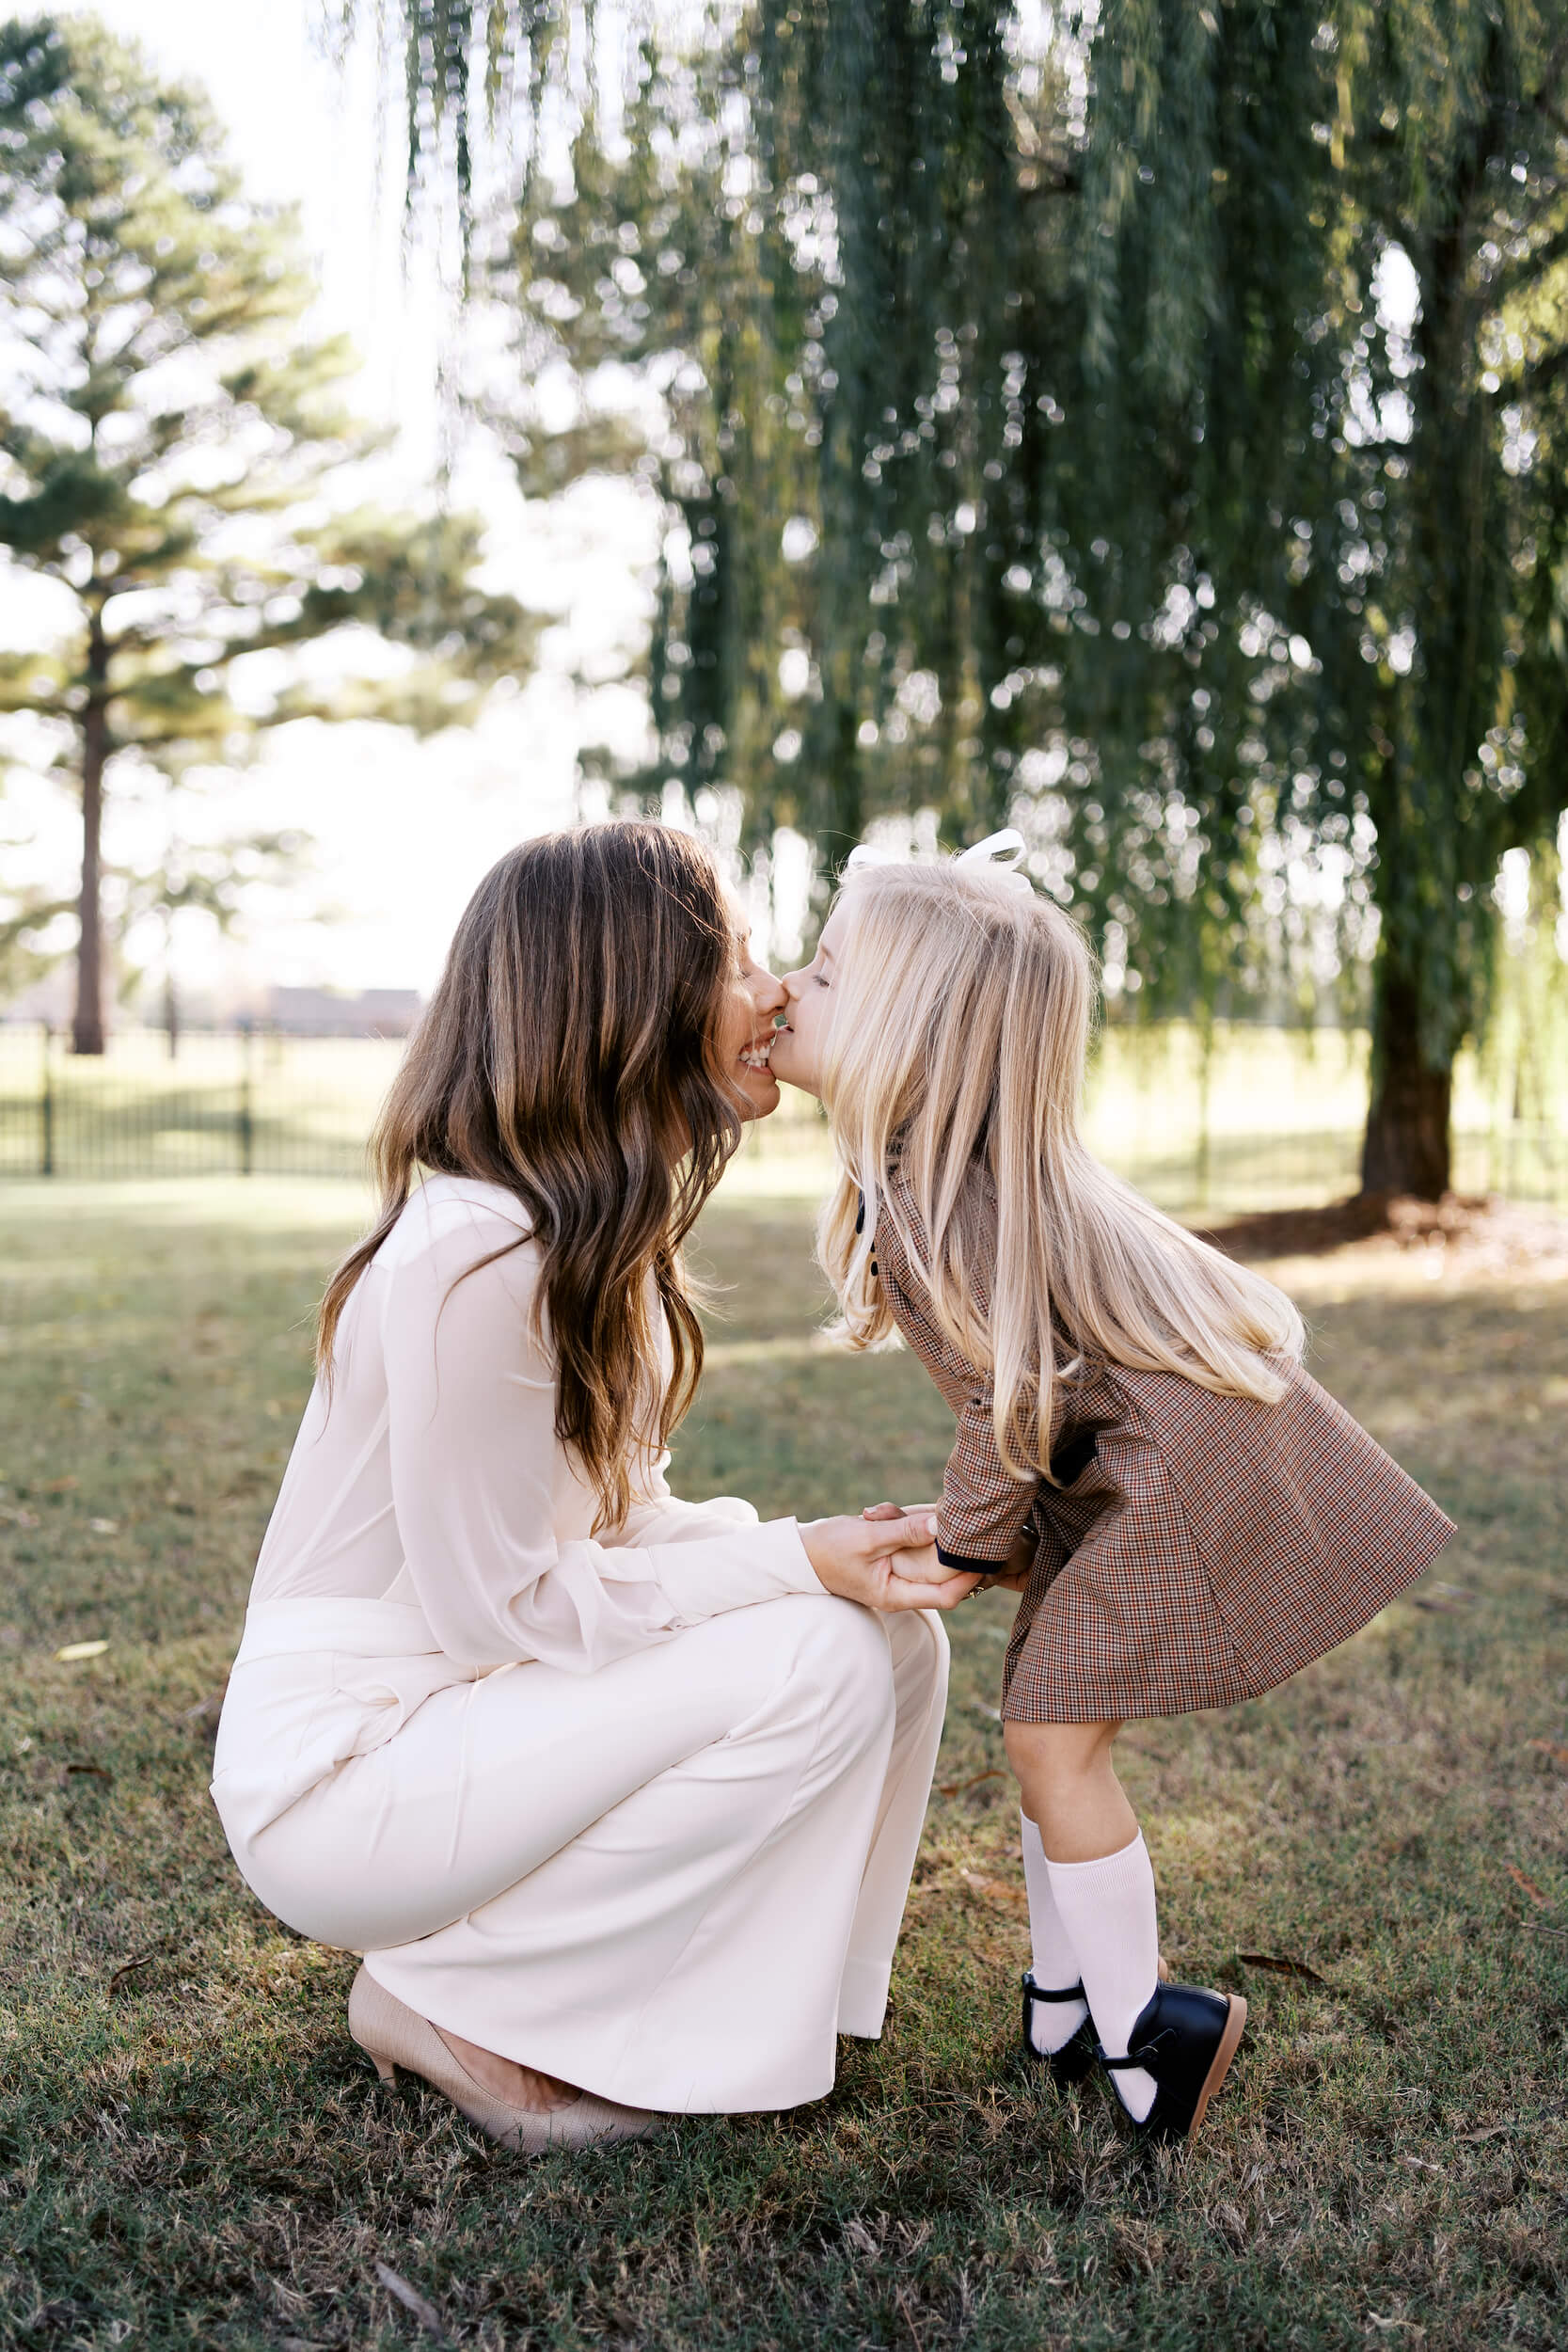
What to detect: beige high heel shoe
<box><xmin>348</xmin><ymin>1966</ymin><xmax>659</xmax><ymax>2153</ymax></box>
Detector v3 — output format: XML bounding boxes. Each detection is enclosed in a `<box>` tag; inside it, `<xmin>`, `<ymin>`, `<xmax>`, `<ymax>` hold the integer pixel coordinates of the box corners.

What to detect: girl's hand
<box><xmin>800</xmin><ymin>1512</ymin><xmax>983</xmax><ymax>1613</ymax></box>
<box><xmin>992</xmin><ymin>1529</ymin><xmax>1037</xmax><ymax>1592</ymax></box>
<box><xmin>861</xmin><ymin>1500</ymin><xmax>1035</xmax><ymax>1592</ymax></box>
<box><xmin>859</xmin><ymin>1500</ymin><xmax>957</xmax><ymax>1584</ymax></box>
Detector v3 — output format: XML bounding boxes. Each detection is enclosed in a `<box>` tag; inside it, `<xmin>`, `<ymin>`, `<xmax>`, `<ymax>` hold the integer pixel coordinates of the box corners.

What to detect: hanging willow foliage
<box><xmin>346</xmin><ymin>0</ymin><xmax>1568</xmax><ymax>1196</ymax></box>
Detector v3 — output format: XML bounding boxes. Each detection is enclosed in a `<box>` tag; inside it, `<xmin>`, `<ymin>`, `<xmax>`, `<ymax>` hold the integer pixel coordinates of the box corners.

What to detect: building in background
<box><xmin>265</xmin><ymin>988</ymin><xmax>421</xmax><ymax>1038</ymax></box>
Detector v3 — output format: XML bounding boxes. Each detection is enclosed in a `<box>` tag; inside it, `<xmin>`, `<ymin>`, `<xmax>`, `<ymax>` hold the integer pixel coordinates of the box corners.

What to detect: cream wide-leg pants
<box><xmin>212</xmin><ymin>1591</ymin><xmax>948</xmax><ymax>2114</ymax></box>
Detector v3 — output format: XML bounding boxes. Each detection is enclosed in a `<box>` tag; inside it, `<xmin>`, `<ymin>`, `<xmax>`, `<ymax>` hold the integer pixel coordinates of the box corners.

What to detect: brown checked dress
<box><xmin>872</xmin><ymin>1165</ymin><xmax>1455</xmax><ymax>1725</ymax></box>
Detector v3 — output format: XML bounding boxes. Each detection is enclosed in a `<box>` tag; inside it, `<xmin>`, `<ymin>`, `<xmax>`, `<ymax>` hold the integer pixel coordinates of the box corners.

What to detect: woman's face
<box><xmin>716</xmin><ymin>919</ymin><xmax>787</xmax><ymax>1120</ymax></box>
<box><xmin>770</xmin><ymin>900</ymin><xmax>849</xmax><ymax>1100</ymax></box>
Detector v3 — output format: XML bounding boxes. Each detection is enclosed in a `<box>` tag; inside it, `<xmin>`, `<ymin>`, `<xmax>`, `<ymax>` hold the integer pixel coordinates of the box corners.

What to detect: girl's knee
<box><xmin>1005</xmin><ymin>1717</ymin><xmax>1118</xmax><ymax>1785</ymax></box>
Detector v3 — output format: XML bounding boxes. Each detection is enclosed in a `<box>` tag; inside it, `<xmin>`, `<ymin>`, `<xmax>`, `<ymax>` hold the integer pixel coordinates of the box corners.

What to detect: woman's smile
<box><xmin>727</xmin><ymin>919</ymin><xmax>787</xmax><ymax>1116</ymax></box>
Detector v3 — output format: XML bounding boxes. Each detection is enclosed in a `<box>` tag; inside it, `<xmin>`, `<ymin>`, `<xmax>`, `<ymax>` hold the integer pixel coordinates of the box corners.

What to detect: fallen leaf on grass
<box><xmin>55</xmin><ymin>1640</ymin><xmax>107</xmax><ymax>1662</ymax></box>
<box><xmin>1505</xmin><ymin>1865</ymin><xmax>1551</xmax><ymax>1907</ymax></box>
<box><xmin>65</xmin><ymin>1763</ymin><xmax>113</xmax><ymax>1784</ymax></box>
<box><xmin>374</xmin><ymin>2263</ymin><xmax>448</xmax><ymax>2344</ymax></box>
<box><xmin>957</xmin><ymin>1867</ymin><xmax>1027</xmax><ymax>1907</ymax></box>
<box><xmin>1235</xmin><ymin>1952</ymin><xmax>1327</xmax><ymax>1984</ymax></box>
<box><xmin>1458</xmin><ymin>2122</ymin><xmax>1515</xmax><ymax>2144</ymax></box>
<box><xmin>1528</xmin><ymin>1739</ymin><xmax>1568</xmax><ymax>1768</ymax></box>
<box><xmin>88</xmin><ymin>1518</ymin><xmax>118</xmax><ymax>1535</ymax></box>
<box><xmin>938</xmin><ymin>1770</ymin><xmax>1006</xmax><ymax>1798</ymax></box>
<box><xmin>44</xmin><ymin>1476</ymin><xmax>77</xmax><ymax>1494</ymax></box>
<box><xmin>107</xmin><ymin>1954</ymin><xmax>157</xmax><ymax>1998</ymax></box>
<box><xmin>1402</xmin><ymin>2154</ymin><xmax>1443</xmax><ymax>2174</ymax></box>
<box><xmin>1410</xmin><ymin>1596</ymin><xmax>1463</xmax><ymax>1613</ymax></box>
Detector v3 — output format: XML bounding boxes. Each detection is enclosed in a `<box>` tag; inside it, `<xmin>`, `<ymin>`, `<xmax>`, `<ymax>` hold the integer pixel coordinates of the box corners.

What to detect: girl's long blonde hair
<box><xmin>817</xmin><ymin>860</ymin><xmax>1305</xmax><ymax>1478</ymax></box>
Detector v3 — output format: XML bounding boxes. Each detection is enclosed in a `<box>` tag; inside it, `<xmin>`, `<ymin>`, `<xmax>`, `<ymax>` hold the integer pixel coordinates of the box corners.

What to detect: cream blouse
<box><xmin>248</xmin><ymin>1176</ymin><xmax>822</xmax><ymax>1669</ymax></box>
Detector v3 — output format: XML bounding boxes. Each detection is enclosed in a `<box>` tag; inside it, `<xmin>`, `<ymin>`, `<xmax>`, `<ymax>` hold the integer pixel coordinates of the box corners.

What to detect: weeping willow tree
<box><xmin>0</xmin><ymin>15</ymin><xmax>539</xmax><ymax>1053</ymax></box>
<box><xmin>1083</xmin><ymin>1</ymin><xmax>1568</xmax><ymax>1196</ymax></box>
<box><xmin>362</xmin><ymin>0</ymin><xmax>1568</xmax><ymax>1199</ymax></box>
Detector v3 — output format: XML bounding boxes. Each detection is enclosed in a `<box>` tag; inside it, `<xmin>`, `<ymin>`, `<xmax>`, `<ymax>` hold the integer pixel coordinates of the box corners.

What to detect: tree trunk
<box><xmin>810</xmin><ymin>681</ymin><xmax>862</xmax><ymax>867</ymax></box>
<box><xmin>71</xmin><ymin>607</ymin><xmax>109</xmax><ymax>1057</ymax></box>
<box><xmin>1361</xmin><ymin>963</ymin><xmax>1452</xmax><ymax>1200</ymax></box>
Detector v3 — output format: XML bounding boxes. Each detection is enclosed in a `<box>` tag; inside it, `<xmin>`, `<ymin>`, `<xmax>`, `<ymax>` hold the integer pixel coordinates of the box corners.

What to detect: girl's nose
<box><xmin>753</xmin><ymin>966</ymin><xmax>787</xmax><ymax>1013</ymax></box>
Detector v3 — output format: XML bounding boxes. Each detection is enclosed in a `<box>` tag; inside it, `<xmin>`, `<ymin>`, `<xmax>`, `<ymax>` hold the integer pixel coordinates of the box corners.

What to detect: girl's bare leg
<box><xmin>1004</xmin><ymin>1719</ymin><xmax>1135</xmax><ymax>1861</ymax></box>
<box><xmin>1004</xmin><ymin>1717</ymin><xmax>1160</xmax><ymax>2117</ymax></box>
<box><xmin>1005</xmin><ymin>1717</ymin><xmax>1244</xmax><ymax>2138</ymax></box>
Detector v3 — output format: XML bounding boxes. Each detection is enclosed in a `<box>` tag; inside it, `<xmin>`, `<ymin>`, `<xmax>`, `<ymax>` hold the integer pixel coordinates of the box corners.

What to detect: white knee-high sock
<box><xmin>1019</xmin><ymin>1813</ymin><xmax>1089</xmax><ymax>2054</ymax></box>
<box><xmin>1044</xmin><ymin>1833</ymin><xmax>1161</xmax><ymax>2122</ymax></box>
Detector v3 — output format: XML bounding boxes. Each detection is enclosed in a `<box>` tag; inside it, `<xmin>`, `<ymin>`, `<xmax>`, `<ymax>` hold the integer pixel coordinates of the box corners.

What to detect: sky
<box><xmin>3</xmin><ymin>0</ymin><xmax>657</xmax><ymax>1009</ymax></box>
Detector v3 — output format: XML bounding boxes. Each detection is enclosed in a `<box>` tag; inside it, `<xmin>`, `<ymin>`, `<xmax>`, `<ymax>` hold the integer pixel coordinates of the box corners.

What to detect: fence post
<box><xmin>40</xmin><ymin>1022</ymin><xmax>55</xmax><ymax>1177</ymax></box>
<box><xmin>238</xmin><ymin>1022</ymin><xmax>254</xmax><ymax>1176</ymax></box>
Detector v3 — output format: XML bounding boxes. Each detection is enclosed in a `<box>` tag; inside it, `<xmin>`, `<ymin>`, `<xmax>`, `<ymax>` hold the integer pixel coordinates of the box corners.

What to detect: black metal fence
<box><xmin>2</xmin><ymin>1021</ymin><xmax>1565</xmax><ymax>1212</ymax></box>
<box><xmin>0</xmin><ymin>1026</ymin><xmax>404</xmax><ymax>1182</ymax></box>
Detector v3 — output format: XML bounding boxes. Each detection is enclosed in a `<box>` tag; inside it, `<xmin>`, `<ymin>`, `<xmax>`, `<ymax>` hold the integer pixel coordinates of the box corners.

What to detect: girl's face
<box><xmin>716</xmin><ymin>918</ymin><xmax>787</xmax><ymax>1120</ymax></box>
<box><xmin>771</xmin><ymin>900</ymin><xmax>849</xmax><ymax>1099</ymax></box>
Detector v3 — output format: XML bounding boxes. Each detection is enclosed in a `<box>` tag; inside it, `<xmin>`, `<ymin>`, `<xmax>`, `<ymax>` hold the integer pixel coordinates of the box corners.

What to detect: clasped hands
<box><xmin>799</xmin><ymin>1501</ymin><xmax>1033</xmax><ymax>1615</ymax></box>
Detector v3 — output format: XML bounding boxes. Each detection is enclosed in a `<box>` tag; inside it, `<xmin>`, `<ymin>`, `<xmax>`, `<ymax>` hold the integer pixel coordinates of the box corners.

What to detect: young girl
<box><xmin>768</xmin><ymin>841</ymin><xmax>1454</xmax><ymax>2146</ymax></box>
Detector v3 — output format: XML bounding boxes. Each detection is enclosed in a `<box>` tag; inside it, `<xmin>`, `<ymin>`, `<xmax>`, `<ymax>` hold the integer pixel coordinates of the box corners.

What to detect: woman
<box><xmin>211</xmin><ymin>824</ymin><xmax>977</xmax><ymax>2153</ymax></box>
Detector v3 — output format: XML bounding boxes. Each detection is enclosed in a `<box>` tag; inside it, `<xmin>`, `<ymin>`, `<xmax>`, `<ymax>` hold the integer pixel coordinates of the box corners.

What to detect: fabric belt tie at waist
<box><xmin>232</xmin><ymin>1597</ymin><xmax>444</xmax><ymax>1665</ymax></box>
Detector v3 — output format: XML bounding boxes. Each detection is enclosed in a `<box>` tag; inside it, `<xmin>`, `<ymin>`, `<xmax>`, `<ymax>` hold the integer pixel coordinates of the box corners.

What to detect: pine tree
<box><xmin>0</xmin><ymin>15</ymin><xmax>538</xmax><ymax>1052</ymax></box>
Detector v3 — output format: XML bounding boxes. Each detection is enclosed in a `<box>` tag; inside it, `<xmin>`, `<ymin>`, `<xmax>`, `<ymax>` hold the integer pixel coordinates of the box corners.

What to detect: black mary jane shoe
<box><xmin>1021</xmin><ymin>1971</ymin><xmax>1096</xmax><ymax>2086</ymax></box>
<box><xmin>1097</xmin><ymin>1981</ymin><xmax>1248</xmax><ymax>2144</ymax></box>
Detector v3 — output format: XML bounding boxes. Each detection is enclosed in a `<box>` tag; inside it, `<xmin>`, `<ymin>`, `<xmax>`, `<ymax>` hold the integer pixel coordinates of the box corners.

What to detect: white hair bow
<box><xmin>845</xmin><ymin>825</ymin><xmax>1026</xmax><ymax>874</ymax></box>
<box><xmin>956</xmin><ymin>828</ymin><xmax>1026</xmax><ymax>869</ymax></box>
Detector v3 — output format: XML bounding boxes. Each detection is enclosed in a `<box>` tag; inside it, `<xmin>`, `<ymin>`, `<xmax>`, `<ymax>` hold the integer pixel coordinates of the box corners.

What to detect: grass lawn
<box><xmin>0</xmin><ymin>1169</ymin><xmax>1563</xmax><ymax>2351</ymax></box>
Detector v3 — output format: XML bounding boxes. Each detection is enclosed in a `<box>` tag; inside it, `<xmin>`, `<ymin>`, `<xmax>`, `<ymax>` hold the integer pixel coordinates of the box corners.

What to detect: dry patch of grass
<box><xmin>0</xmin><ymin>1177</ymin><xmax>1563</xmax><ymax>2350</ymax></box>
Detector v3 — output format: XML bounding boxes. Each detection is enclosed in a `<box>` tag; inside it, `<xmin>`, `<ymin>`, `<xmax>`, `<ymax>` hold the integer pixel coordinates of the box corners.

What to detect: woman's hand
<box><xmin>800</xmin><ymin>1512</ymin><xmax>983</xmax><ymax>1613</ymax></box>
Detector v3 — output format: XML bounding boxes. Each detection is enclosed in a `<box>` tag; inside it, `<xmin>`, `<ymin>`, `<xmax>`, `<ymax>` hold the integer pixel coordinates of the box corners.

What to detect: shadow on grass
<box><xmin>0</xmin><ymin>1183</ymin><xmax>1563</xmax><ymax>2350</ymax></box>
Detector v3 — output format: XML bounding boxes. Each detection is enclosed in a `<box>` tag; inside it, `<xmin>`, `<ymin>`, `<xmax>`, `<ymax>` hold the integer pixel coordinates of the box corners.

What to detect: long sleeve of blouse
<box><xmin>380</xmin><ymin>1191</ymin><xmax>823</xmax><ymax>1670</ymax></box>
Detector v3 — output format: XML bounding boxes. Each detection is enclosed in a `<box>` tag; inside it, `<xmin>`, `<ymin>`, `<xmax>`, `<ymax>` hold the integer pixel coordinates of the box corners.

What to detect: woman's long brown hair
<box><xmin>317</xmin><ymin>823</ymin><xmax>744</xmax><ymax>1530</ymax></box>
